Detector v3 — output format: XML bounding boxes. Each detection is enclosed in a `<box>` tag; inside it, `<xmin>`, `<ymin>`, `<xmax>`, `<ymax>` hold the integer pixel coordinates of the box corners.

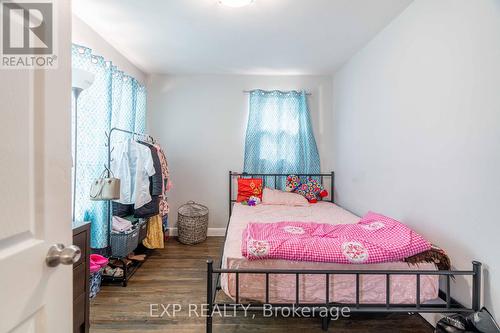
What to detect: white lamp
<box><xmin>72</xmin><ymin>68</ymin><xmax>95</xmax><ymax>222</ymax></box>
<box><xmin>72</xmin><ymin>68</ymin><xmax>95</xmax><ymax>98</ymax></box>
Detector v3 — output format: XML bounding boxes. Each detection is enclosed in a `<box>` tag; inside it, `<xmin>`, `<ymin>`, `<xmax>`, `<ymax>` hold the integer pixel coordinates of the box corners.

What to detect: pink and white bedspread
<box><xmin>241</xmin><ymin>212</ymin><xmax>431</xmax><ymax>264</ymax></box>
<box><xmin>221</xmin><ymin>203</ymin><xmax>439</xmax><ymax>304</ymax></box>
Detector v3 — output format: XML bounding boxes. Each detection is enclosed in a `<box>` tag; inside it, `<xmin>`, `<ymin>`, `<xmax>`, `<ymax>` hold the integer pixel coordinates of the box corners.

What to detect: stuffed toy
<box><xmin>286</xmin><ymin>175</ymin><xmax>328</xmax><ymax>203</ymax></box>
<box><xmin>242</xmin><ymin>196</ymin><xmax>261</xmax><ymax>206</ymax></box>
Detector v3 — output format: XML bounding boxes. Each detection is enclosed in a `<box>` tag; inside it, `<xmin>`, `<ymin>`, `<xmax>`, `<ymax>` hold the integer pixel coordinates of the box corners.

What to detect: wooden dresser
<box><xmin>73</xmin><ymin>222</ymin><xmax>90</xmax><ymax>333</ymax></box>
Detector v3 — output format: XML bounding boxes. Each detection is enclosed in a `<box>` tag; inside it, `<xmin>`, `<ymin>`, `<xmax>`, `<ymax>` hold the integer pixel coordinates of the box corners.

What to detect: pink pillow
<box><xmin>262</xmin><ymin>188</ymin><xmax>309</xmax><ymax>206</ymax></box>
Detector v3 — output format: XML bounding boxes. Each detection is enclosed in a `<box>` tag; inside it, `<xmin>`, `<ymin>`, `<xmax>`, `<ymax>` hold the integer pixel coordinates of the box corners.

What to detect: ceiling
<box><xmin>72</xmin><ymin>0</ymin><xmax>413</xmax><ymax>75</ymax></box>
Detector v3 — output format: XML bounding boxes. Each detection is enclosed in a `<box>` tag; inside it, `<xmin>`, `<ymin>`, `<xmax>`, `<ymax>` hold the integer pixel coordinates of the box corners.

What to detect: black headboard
<box><xmin>228</xmin><ymin>171</ymin><xmax>335</xmax><ymax>216</ymax></box>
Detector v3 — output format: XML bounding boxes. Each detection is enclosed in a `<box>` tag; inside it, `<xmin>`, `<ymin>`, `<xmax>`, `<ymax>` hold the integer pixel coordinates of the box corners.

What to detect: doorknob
<box><xmin>46</xmin><ymin>244</ymin><xmax>82</xmax><ymax>267</ymax></box>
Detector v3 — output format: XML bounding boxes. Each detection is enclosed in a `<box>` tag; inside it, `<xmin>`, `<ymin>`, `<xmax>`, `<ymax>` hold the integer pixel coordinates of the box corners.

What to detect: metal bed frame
<box><xmin>205</xmin><ymin>171</ymin><xmax>482</xmax><ymax>332</ymax></box>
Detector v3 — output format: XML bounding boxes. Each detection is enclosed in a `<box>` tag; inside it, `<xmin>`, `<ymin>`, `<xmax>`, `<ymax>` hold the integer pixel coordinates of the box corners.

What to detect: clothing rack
<box><xmin>102</xmin><ymin>127</ymin><xmax>154</xmax><ymax>287</ymax></box>
<box><xmin>105</xmin><ymin>127</ymin><xmax>153</xmax><ymax>245</ymax></box>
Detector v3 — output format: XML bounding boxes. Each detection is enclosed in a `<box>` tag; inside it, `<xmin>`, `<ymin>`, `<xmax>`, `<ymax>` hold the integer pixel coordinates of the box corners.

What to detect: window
<box><xmin>72</xmin><ymin>44</ymin><xmax>146</xmax><ymax>249</ymax></box>
<box><xmin>243</xmin><ymin>90</ymin><xmax>320</xmax><ymax>187</ymax></box>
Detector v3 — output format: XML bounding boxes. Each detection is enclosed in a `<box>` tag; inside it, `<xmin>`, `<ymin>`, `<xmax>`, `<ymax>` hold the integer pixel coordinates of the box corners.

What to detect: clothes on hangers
<box><xmin>154</xmin><ymin>143</ymin><xmax>170</xmax><ymax>218</ymax></box>
<box><xmin>141</xmin><ymin>142</ymin><xmax>170</xmax><ymax>247</ymax></box>
<box><xmin>111</xmin><ymin>139</ymin><xmax>156</xmax><ymax>209</ymax></box>
<box><xmin>154</xmin><ymin>143</ymin><xmax>170</xmax><ymax>194</ymax></box>
<box><xmin>133</xmin><ymin>141</ymin><xmax>163</xmax><ymax>218</ymax></box>
<box><xmin>138</xmin><ymin>141</ymin><xmax>163</xmax><ymax>196</ymax></box>
<box><xmin>108</xmin><ymin>134</ymin><xmax>171</xmax><ymax>249</ymax></box>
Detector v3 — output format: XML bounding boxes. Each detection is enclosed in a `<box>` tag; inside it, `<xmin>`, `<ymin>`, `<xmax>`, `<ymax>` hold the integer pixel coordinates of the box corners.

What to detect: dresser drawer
<box><xmin>73</xmin><ymin>263</ymin><xmax>86</xmax><ymax>300</ymax></box>
<box><xmin>73</xmin><ymin>231</ymin><xmax>87</xmax><ymax>267</ymax></box>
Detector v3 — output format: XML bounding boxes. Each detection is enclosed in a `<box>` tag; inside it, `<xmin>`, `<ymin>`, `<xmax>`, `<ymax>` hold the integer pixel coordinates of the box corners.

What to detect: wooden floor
<box><xmin>90</xmin><ymin>237</ymin><xmax>434</xmax><ymax>333</ymax></box>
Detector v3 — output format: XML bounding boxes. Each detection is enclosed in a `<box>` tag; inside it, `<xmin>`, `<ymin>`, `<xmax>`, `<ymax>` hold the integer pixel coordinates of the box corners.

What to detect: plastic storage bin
<box><xmin>110</xmin><ymin>226</ymin><xmax>139</xmax><ymax>257</ymax></box>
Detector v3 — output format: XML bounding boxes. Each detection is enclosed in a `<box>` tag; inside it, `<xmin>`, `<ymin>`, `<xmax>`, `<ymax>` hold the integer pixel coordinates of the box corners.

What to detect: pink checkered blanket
<box><xmin>241</xmin><ymin>212</ymin><xmax>431</xmax><ymax>264</ymax></box>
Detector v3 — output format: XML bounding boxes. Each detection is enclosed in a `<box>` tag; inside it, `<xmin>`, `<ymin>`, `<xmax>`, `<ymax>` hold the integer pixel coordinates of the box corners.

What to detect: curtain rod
<box><xmin>242</xmin><ymin>90</ymin><xmax>312</xmax><ymax>96</ymax></box>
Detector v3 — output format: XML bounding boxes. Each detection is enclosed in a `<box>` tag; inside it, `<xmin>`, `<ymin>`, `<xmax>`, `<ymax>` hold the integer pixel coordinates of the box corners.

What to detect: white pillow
<box><xmin>262</xmin><ymin>187</ymin><xmax>309</xmax><ymax>206</ymax></box>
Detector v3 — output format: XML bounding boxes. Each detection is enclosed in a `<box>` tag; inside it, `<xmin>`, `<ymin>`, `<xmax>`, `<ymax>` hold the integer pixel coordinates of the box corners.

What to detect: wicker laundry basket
<box><xmin>177</xmin><ymin>201</ymin><xmax>209</xmax><ymax>245</ymax></box>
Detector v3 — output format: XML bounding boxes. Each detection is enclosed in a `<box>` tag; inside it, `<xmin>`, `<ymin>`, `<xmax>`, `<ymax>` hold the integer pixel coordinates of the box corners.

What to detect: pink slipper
<box><xmin>90</xmin><ymin>254</ymin><xmax>108</xmax><ymax>268</ymax></box>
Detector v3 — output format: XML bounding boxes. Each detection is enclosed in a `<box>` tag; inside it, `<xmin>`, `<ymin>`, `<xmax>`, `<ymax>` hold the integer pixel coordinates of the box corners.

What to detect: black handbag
<box><xmin>435</xmin><ymin>308</ymin><xmax>500</xmax><ymax>333</ymax></box>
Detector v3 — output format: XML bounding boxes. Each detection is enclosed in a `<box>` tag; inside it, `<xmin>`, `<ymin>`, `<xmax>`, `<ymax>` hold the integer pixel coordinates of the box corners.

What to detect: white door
<box><xmin>0</xmin><ymin>1</ymin><xmax>73</xmax><ymax>332</ymax></box>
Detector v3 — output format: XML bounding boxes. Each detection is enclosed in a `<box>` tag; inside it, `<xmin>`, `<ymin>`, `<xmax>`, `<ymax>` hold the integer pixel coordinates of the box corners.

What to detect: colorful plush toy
<box><xmin>242</xmin><ymin>196</ymin><xmax>261</xmax><ymax>206</ymax></box>
<box><xmin>248</xmin><ymin>196</ymin><xmax>261</xmax><ymax>206</ymax></box>
<box><xmin>286</xmin><ymin>175</ymin><xmax>328</xmax><ymax>203</ymax></box>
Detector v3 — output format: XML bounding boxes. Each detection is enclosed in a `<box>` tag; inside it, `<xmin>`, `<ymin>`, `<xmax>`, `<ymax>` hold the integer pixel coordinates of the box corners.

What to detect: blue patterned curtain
<box><xmin>243</xmin><ymin>90</ymin><xmax>320</xmax><ymax>188</ymax></box>
<box><xmin>72</xmin><ymin>44</ymin><xmax>147</xmax><ymax>249</ymax></box>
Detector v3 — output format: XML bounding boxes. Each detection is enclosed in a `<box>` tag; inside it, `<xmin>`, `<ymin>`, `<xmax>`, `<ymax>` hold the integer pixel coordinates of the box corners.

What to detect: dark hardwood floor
<box><xmin>90</xmin><ymin>237</ymin><xmax>434</xmax><ymax>333</ymax></box>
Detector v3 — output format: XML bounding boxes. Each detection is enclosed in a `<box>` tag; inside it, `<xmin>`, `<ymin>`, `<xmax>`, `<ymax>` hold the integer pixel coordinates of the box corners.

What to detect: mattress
<box><xmin>221</xmin><ymin>202</ymin><xmax>439</xmax><ymax>304</ymax></box>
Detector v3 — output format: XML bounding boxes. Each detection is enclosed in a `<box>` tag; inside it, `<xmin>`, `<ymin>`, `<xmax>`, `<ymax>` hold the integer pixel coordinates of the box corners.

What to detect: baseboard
<box><xmin>168</xmin><ymin>227</ymin><xmax>226</xmax><ymax>237</ymax></box>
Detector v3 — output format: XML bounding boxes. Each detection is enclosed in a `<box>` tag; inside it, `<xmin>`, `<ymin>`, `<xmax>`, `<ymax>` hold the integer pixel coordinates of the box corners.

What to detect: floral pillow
<box><xmin>237</xmin><ymin>178</ymin><xmax>263</xmax><ymax>202</ymax></box>
<box><xmin>286</xmin><ymin>175</ymin><xmax>328</xmax><ymax>203</ymax></box>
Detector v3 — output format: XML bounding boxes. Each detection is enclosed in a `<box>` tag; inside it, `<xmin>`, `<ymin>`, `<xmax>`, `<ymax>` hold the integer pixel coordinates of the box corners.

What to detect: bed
<box><xmin>205</xmin><ymin>172</ymin><xmax>482</xmax><ymax>333</ymax></box>
<box><xmin>221</xmin><ymin>202</ymin><xmax>440</xmax><ymax>304</ymax></box>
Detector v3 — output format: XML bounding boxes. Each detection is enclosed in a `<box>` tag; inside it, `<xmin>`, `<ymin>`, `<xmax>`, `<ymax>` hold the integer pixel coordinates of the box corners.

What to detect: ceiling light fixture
<box><xmin>218</xmin><ymin>0</ymin><xmax>254</xmax><ymax>8</ymax></box>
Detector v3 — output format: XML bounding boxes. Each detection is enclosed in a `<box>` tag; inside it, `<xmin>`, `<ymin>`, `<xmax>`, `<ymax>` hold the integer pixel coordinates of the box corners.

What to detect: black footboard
<box><xmin>206</xmin><ymin>260</ymin><xmax>482</xmax><ymax>333</ymax></box>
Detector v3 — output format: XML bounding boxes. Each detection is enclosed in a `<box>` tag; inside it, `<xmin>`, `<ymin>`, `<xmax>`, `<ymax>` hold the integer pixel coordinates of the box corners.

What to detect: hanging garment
<box><xmin>112</xmin><ymin>202</ymin><xmax>134</xmax><ymax>218</ymax></box>
<box><xmin>153</xmin><ymin>143</ymin><xmax>170</xmax><ymax>217</ymax></box>
<box><xmin>142</xmin><ymin>215</ymin><xmax>164</xmax><ymax>249</ymax></box>
<box><xmin>154</xmin><ymin>144</ymin><xmax>170</xmax><ymax>194</ymax></box>
<box><xmin>134</xmin><ymin>195</ymin><xmax>160</xmax><ymax>219</ymax></box>
<box><xmin>138</xmin><ymin>141</ymin><xmax>163</xmax><ymax>196</ymax></box>
<box><xmin>162</xmin><ymin>214</ymin><xmax>169</xmax><ymax>231</ymax></box>
<box><xmin>133</xmin><ymin>141</ymin><xmax>163</xmax><ymax>218</ymax></box>
<box><xmin>111</xmin><ymin>139</ymin><xmax>155</xmax><ymax>209</ymax></box>
<box><xmin>159</xmin><ymin>198</ymin><xmax>169</xmax><ymax>217</ymax></box>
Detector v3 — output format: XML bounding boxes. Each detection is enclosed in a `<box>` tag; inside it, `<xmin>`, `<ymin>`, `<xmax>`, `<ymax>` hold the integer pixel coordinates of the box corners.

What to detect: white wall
<box><xmin>333</xmin><ymin>0</ymin><xmax>500</xmax><ymax>319</ymax></box>
<box><xmin>72</xmin><ymin>15</ymin><xmax>146</xmax><ymax>84</ymax></box>
<box><xmin>148</xmin><ymin>74</ymin><xmax>333</xmax><ymax>230</ymax></box>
